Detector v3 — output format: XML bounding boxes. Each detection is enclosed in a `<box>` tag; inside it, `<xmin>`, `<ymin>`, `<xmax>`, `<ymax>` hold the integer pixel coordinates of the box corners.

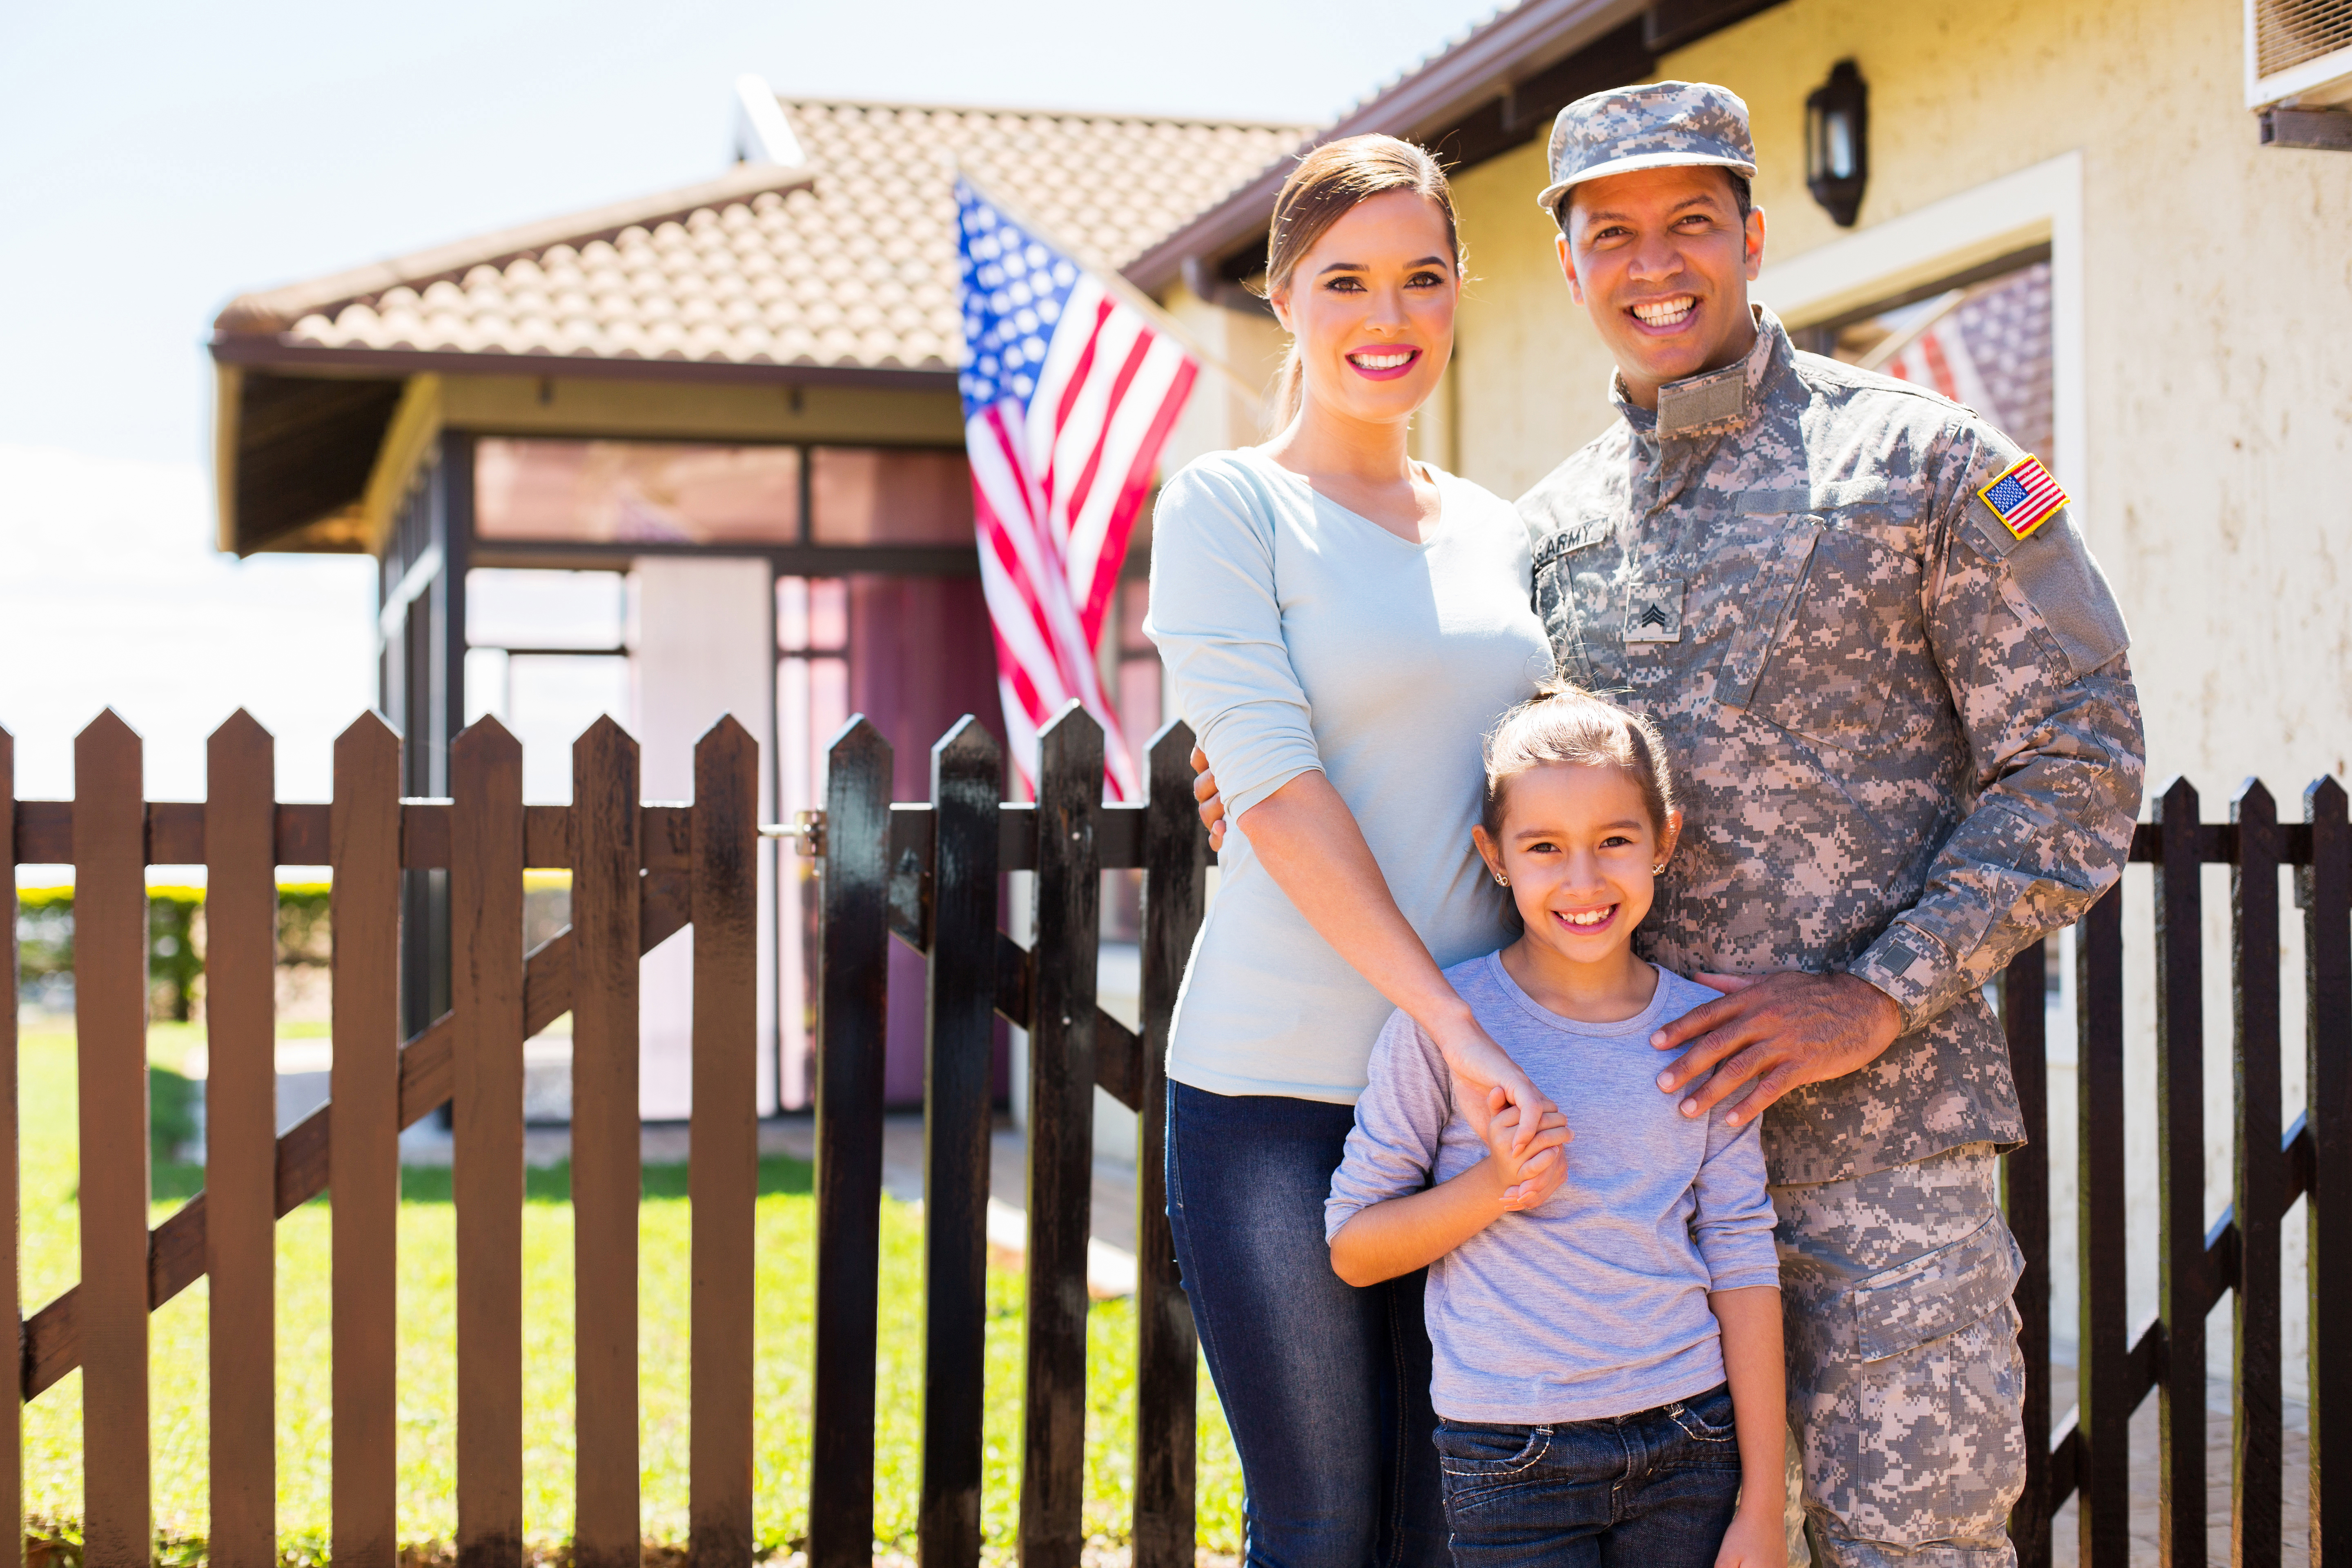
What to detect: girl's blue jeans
<box><xmin>1164</xmin><ymin>1081</ymin><xmax>1447</xmax><ymax>1568</ymax></box>
<box><xmin>1435</xmin><ymin>1381</ymin><xmax>1746</xmax><ymax>1568</ymax></box>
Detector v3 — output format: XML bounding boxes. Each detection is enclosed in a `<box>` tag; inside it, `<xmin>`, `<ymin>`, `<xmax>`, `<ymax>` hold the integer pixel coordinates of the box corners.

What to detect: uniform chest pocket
<box><xmin>1533</xmin><ymin>519</ymin><xmax>1618</xmax><ymax>688</ymax></box>
<box><xmin>1743</xmin><ymin>525</ymin><xmax>1929</xmax><ymax>751</ymax></box>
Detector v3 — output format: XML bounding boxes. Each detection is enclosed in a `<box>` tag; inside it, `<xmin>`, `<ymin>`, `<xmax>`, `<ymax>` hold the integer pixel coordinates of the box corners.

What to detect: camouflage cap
<box><xmin>1536</xmin><ymin>80</ymin><xmax>1757</xmax><ymax>218</ymax></box>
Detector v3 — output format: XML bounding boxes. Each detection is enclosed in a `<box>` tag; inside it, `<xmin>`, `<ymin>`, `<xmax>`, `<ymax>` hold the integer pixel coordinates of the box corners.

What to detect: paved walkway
<box><xmin>412</xmin><ymin>1111</ymin><xmax>1149</xmax><ymax>1296</ymax></box>
<box><xmin>2044</xmin><ymin>1364</ymin><xmax>2310</xmax><ymax>1568</ymax></box>
<box><xmin>764</xmin><ymin>1112</ymin><xmax>1143</xmax><ymax>1297</ymax></box>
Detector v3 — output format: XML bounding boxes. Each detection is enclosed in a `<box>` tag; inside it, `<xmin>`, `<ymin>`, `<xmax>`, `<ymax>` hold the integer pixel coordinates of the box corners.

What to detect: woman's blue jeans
<box><xmin>1164</xmin><ymin>1081</ymin><xmax>1447</xmax><ymax>1568</ymax></box>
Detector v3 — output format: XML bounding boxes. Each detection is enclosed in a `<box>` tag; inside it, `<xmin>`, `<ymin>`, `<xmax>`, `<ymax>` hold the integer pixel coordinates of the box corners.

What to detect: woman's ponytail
<box><xmin>1271</xmin><ymin>341</ymin><xmax>1305</xmax><ymax>430</ymax></box>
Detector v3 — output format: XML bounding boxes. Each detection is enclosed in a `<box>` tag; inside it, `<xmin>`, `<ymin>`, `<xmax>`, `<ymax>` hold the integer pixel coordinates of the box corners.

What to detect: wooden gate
<box><xmin>1999</xmin><ymin>778</ymin><xmax>2348</xmax><ymax>1568</ymax></box>
<box><xmin>3</xmin><ymin>706</ymin><xmax>2346</xmax><ymax>1568</ymax></box>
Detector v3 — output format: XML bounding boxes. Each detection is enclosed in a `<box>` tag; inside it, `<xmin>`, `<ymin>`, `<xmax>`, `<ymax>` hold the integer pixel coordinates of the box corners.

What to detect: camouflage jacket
<box><xmin>1518</xmin><ymin>307</ymin><xmax>2145</xmax><ymax>1184</ymax></box>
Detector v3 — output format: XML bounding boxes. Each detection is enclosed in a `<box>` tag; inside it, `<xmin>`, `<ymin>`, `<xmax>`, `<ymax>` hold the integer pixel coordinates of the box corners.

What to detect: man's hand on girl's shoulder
<box><xmin>1650</xmin><ymin>969</ymin><xmax>1904</xmax><ymax>1126</ymax></box>
<box><xmin>1478</xmin><ymin>1087</ymin><xmax>1570</xmax><ymax>1211</ymax></box>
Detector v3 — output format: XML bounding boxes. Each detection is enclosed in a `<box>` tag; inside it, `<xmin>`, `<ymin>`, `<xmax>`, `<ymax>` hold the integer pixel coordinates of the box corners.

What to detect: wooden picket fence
<box><xmin>1</xmin><ymin>706</ymin><xmax>2345</xmax><ymax>1568</ymax></box>
<box><xmin>0</xmin><ymin>703</ymin><xmax>1205</xmax><ymax>1568</ymax></box>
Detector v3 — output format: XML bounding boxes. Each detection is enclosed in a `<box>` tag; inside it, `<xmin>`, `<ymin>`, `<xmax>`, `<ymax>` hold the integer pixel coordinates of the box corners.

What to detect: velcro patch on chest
<box><xmin>1657</xmin><ymin>366</ymin><xmax>1748</xmax><ymax>436</ymax></box>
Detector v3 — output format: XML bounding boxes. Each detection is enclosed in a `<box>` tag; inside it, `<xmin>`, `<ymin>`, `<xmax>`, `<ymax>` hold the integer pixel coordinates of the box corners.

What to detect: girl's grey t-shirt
<box><xmin>1327</xmin><ymin>955</ymin><xmax>1781</xmax><ymax>1424</ymax></box>
<box><xmin>1144</xmin><ymin>448</ymin><xmax>1554</xmax><ymax>1103</ymax></box>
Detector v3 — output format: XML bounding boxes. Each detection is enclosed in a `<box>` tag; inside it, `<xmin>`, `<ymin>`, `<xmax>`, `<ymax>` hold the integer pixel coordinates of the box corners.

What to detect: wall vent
<box><xmin>2247</xmin><ymin>0</ymin><xmax>2352</xmax><ymax>106</ymax></box>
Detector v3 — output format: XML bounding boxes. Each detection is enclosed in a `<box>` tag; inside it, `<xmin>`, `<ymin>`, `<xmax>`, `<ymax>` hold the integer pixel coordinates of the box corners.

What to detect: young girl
<box><xmin>1325</xmin><ymin>684</ymin><xmax>1786</xmax><ymax>1568</ymax></box>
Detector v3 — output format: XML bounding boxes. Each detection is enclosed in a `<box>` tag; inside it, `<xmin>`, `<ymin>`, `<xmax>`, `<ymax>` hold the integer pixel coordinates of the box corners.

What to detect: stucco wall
<box><xmin>1681</xmin><ymin>0</ymin><xmax>2352</xmax><ymax>795</ymax></box>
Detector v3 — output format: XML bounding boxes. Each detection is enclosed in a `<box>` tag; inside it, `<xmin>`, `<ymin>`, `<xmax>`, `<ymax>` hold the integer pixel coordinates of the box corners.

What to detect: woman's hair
<box><xmin>1260</xmin><ymin>134</ymin><xmax>1465</xmax><ymax>428</ymax></box>
<box><xmin>1481</xmin><ymin>681</ymin><xmax>1679</xmax><ymax>846</ymax></box>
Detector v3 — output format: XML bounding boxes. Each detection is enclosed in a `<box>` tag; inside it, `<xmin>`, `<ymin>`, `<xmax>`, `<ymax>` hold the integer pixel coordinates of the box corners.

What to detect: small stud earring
<box><xmin>1651</xmin><ymin>863</ymin><xmax>1667</xmax><ymax>877</ymax></box>
<box><xmin>1494</xmin><ymin>874</ymin><xmax>1509</xmax><ymax>887</ymax></box>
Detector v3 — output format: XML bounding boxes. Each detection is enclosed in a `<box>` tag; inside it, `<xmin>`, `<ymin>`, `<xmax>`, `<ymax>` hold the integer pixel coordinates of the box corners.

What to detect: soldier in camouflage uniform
<box><xmin>1519</xmin><ymin>82</ymin><xmax>2145</xmax><ymax>1568</ymax></box>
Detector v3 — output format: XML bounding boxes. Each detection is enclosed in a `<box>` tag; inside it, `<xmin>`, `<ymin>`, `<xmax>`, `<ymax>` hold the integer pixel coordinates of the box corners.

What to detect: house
<box><xmin>207</xmin><ymin>89</ymin><xmax>1304</xmax><ymax>1115</ymax></box>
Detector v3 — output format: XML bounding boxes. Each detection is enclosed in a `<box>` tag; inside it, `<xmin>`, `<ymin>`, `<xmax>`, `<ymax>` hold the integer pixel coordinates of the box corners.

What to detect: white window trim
<box><xmin>1756</xmin><ymin>150</ymin><xmax>2087</xmax><ymax>527</ymax></box>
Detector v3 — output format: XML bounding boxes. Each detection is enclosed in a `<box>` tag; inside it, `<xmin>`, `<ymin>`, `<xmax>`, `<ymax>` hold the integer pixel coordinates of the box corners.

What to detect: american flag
<box><xmin>1977</xmin><ymin>454</ymin><xmax>2070</xmax><ymax>540</ymax></box>
<box><xmin>956</xmin><ymin>176</ymin><xmax>1198</xmax><ymax>798</ymax></box>
<box><xmin>1883</xmin><ymin>321</ymin><xmax>1993</xmax><ymax>413</ymax></box>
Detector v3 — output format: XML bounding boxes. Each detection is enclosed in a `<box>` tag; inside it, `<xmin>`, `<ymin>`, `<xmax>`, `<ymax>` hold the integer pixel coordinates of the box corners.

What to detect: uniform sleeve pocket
<box><xmin>1847</xmin><ymin>1211</ymin><xmax>2023</xmax><ymax>1363</ymax></box>
<box><xmin>1996</xmin><ymin>512</ymin><xmax>2132</xmax><ymax>679</ymax></box>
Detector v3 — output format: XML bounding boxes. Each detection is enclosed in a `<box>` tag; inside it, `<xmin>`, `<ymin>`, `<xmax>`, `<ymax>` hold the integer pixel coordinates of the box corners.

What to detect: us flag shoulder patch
<box><xmin>1976</xmin><ymin>454</ymin><xmax>2069</xmax><ymax>540</ymax></box>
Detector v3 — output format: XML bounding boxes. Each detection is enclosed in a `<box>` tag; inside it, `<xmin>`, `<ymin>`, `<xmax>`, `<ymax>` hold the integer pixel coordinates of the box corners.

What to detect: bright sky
<box><xmin>0</xmin><ymin>0</ymin><xmax>1508</xmax><ymax>810</ymax></box>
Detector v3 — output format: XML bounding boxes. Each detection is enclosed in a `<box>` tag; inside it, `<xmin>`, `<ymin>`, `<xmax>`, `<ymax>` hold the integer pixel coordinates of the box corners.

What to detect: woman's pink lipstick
<box><xmin>1344</xmin><ymin>345</ymin><xmax>1421</xmax><ymax>381</ymax></box>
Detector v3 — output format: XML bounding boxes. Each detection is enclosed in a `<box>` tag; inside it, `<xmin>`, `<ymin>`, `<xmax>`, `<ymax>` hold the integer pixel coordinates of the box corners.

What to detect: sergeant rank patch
<box><xmin>1977</xmin><ymin>455</ymin><xmax>2069</xmax><ymax>540</ymax></box>
<box><xmin>1623</xmin><ymin>579</ymin><xmax>1684</xmax><ymax>643</ymax></box>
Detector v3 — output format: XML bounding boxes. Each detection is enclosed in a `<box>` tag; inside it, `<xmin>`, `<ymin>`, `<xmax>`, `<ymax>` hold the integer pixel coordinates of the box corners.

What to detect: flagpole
<box><xmin>955</xmin><ymin>165</ymin><xmax>1271</xmax><ymax>412</ymax></box>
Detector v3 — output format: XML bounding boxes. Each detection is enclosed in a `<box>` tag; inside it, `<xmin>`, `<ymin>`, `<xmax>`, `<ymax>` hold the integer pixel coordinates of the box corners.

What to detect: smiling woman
<box><xmin>1258</xmin><ymin>138</ymin><xmax>1465</xmax><ymax>434</ymax></box>
<box><xmin>1140</xmin><ymin>134</ymin><xmax>1557</xmax><ymax>1567</ymax></box>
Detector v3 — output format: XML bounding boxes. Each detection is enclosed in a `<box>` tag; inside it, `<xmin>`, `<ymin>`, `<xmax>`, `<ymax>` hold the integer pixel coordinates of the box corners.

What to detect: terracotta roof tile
<box><xmin>229</xmin><ymin>98</ymin><xmax>1306</xmax><ymax>376</ymax></box>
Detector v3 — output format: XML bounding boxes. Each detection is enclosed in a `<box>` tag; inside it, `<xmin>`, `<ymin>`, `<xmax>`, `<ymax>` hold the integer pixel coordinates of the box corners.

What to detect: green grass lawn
<box><xmin>18</xmin><ymin>1028</ymin><xmax>1245</xmax><ymax>1557</ymax></box>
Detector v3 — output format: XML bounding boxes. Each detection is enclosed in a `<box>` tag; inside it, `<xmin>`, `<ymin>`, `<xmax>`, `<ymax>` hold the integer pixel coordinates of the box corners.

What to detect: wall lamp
<box><xmin>1805</xmin><ymin>60</ymin><xmax>1869</xmax><ymax>227</ymax></box>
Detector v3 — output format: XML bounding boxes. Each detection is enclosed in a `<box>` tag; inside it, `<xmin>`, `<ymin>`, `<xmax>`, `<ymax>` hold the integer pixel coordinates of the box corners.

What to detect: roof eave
<box><xmin>205</xmin><ymin>336</ymin><xmax>962</xmax><ymax>393</ymax></box>
<box><xmin>1126</xmin><ymin>0</ymin><xmax>1648</xmax><ymax>294</ymax></box>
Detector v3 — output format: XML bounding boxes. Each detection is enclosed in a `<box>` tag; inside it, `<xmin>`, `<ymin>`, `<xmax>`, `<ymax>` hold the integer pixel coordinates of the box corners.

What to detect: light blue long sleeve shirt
<box><xmin>1143</xmin><ymin>448</ymin><xmax>1553</xmax><ymax>1102</ymax></box>
<box><xmin>1328</xmin><ymin>956</ymin><xmax>1781</xmax><ymax>1423</ymax></box>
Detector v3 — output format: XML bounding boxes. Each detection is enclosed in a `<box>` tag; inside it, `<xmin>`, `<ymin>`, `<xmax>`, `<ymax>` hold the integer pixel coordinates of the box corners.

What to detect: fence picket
<box><xmin>810</xmin><ymin>718</ymin><xmax>892</xmax><ymax>1568</ymax></box>
<box><xmin>2306</xmin><ymin>777</ymin><xmax>2350</xmax><ymax>1568</ymax></box>
<box><xmin>2232</xmin><ymin>782</ymin><xmax>2283</xmax><ymax>1568</ymax></box>
<box><xmin>205</xmin><ymin>712</ymin><xmax>277</xmax><ymax>1562</ymax></box>
<box><xmin>332</xmin><ymin>713</ymin><xmax>404</xmax><ymax>1567</ymax></box>
<box><xmin>73</xmin><ymin>711</ymin><xmax>149</xmax><ymax>1567</ymax></box>
<box><xmin>919</xmin><ymin>717</ymin><xmax>1000</xmax><ymax>1568</ymax></box>
<box><xmin>2156</xmin><ymin>778</ymin><xmax>2209</xmax><ymax>1568</ymax></box>
<box><xmin>2077</xmin><ymin>882</ymin><xmax>2130</xmax><ymax>1568</ymax></box>
<box><xmin>452</xmin><ymin>718</ymin><xmax>526</xmax><ymax>1568</ymax></box>
<box><xmin>1134</xmin><ymin>722</ymin><xmax>1204</xmax><ymax>1568</ymax></box>
<box><xmin>0</xmin><ymin>725</ymin><xmax>19</xmax><ymax>1568</ymax></box>
<box><xmin>690</xmin><ymin>718</ymin><xmax>760</xmax><ymax>1568</ymax></box>
<box><xmin>572</xmin><ymin>718</ymin><xmax>641</xmax><ymax>1568</ymax></box>
<box><xmin>2001</xmin><ymin>940</ymin><xmax>2052</xmax><ymax>1568</ymax></box>
<box><xmin>1022</xmin><ymin>705</ymin><xmax>1102</xmax><ymax>1568</ymax></box>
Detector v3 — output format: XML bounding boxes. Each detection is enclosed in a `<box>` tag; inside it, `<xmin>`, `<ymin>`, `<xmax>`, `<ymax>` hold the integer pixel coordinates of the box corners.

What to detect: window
<box><xmin>1803</xmin><ymin>254</ymin><xmax>2057</xmax><ymax>470</ymax></box>
<box><xmin>1113</xmin><ymin>577</ymin><xmax>1161</xmax><ymax>788</ymax></box>
<box><xmin>1100</xmin><ymin>575</ymin><xmax>1163</xmax><ymax>946</ymax></box>
<box><xmin>463</xmin><ymin>568</ymin><xmax>630</xmax><ymax>803</ymax></box>
<box><xmin>475</xmin><ymin>439</ymin><xmax>802</xmax><ymax>545</ymax></box>
<box><xmin>808</xmin><ymin>447</ymin><xmax>974</xmax><ymax>545</ymax></box>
